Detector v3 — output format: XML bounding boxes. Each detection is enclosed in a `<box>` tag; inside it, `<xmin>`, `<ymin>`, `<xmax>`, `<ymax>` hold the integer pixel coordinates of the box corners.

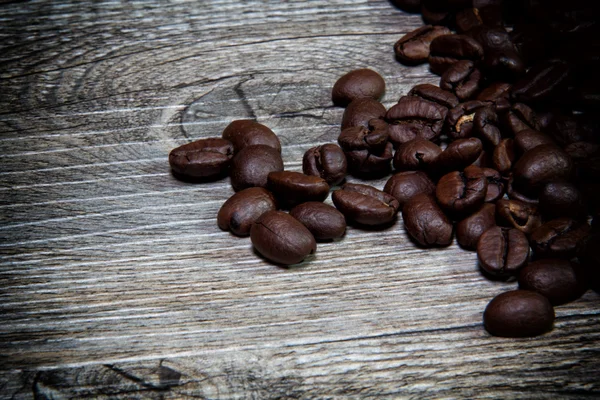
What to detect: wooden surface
<box><xmin>0</xmin><ymin>1</ymin><xmax>598</xmax><ymax>398</ymax></box>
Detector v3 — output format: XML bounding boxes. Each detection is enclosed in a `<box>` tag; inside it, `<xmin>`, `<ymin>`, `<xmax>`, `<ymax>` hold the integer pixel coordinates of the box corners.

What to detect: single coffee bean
<box><xmin>519</xmin><ymin>259</ymin><xmax>588</xmax><ymax>306</ymax></box>
<box><xmin>483</xmin><ymin>290</ymin><xmax>554</xmax><ymax>337</ymax></box>
<box><xmin>577</xmin><ymin>233</ymin><xmax>600</xmax><ymax>291</ymax></box>
<box><xmin>530</xmin><ymin>218</ymin><xmax>591</xmax><ymax>259</ymax></box>
<box><xmin>456</xmin><ymin>203</ymin><xmax>496</xmax><ymax>250</ymax></box>
<box><xmin>429</xmin><ymin>34</ymin><xmax>484</xmax><ymax>75</ymax></box>
<box><xmin>169</xmin><ymin>138</ymin><xmax>234</xmax><ymax>180</ymax></box>
<box><xmin>402</xmin><ymin>193</ymin><xmax>453</xmax><ymax>247</ymax></box>
<box><xmin>481</xmin><ymin>167</ymin><xmax>504</xmax><ymax>202</ymax></box>
<box><xmin>332</xmin><ymin>69</ymin><xmax>386</xmax><ymax>107</ymax></box>
<box><xmin>446</xmin><ymin>100</ymin><xmax>488</xmax><ymax>140</ymax></box>
<box><xmin>217</xmin><ymin>187</ymin><xmax>277</xmax><ymax>236</ymax></box>
<box><xmin>250</xmin><ymin>211</ymin><xmax>316</xmax><ymax>266</ymax></box>
<box><xmin>514</xmin><ymin>129</ymin><xmax>555</xmax><ymax>155</ymax></box>
<box><xmin>440</xmin><ymin>60</ymin><xmax>482</xmax><ymax>101</ymax></box>
<box><xmin>393</xmin><ymin>138</ymin><xmax>442</xmax><ymax>172</ymax></box>
<box><xmin>341</xmin><ymin>98</ymin><xmax>386</xmax><ymax>130</ymax></box>
<box><xmin>503</xmin><ymin>103</ymin><xmax>540</xmax><ymax>135</ymax></box>
<box><xmin>394</xmin><ymin>25</ymin><xmax>451</xmax><ymax>65</ymax></box>
<box><xmin>385</xmin><ymin>96</ymin><xmax>447</xmax><ymax>146</ymax></box>
<box><xmin>538</xmin><ymin>182</ymin><xmax>585</xmax><ymax>220</ymax></box>
<box><xmin>476</xmin><ymin>82</ymin><xmax>512</xmax><ymax>112</ymax></box>
<box><xmin>436</xmin><ymin>165</ymin><xmax>488</xmax><ymax>218</ymax></box>
<box><xmin>506</xmin><ymin>175</ymin><xmax>539</xmax><ymax>205</ymax></box>
<box><xmin>513</xmin><ymin>144</ymin><xmax>573</xmax><ymax>195</ymax></box>
<box><xmin>473</xmin><ymin>106</ymin><xmax>501</xmax><ymax>146</ymax></box>
<box><xmin>338</xmin><ymin>118</ymin><xmax>389</xmax><ymax>153</ymax></box>
<box><xmin>332</xmin><ymin>183</ymin><xmax>399</xmax><ymax>226</ymax></box>
<box><xmin>492</xmin><ymin>138</ymin><xmax>515</xmax><ymax>175</ymax></box>
<box><xmin>511</xmin><ymin>59</ymin><xmax>570</xmax><ymax>104</ymax></box>
<box><xmin>222</xmin><ymin>120</ymin><xmax>281</xmax><ymax>154</ymax></box>
<box><xmin>384</xmin><ymin>171</ymin><xmax>436</xmax><ymax>209</ymax></box>
<box><xmin>455</xmin><ymin>8</ymin><xmax>484</xmax><ymax>33</ymax></box>
<box><xmin>477</xmin><ymin>226</ymin><xmax>530</xmax><ymax>277</ymax></box>
<box><xmin>408</xmin><ymin>83</ymin><xmax>459</xmax><ymax>109</ymax></box>
<box><xmin>289</xmin><ymin>202</ymin><xmax>346</xmax><ymax>241</ymax></box>
<box><xmin>466</xmin><ymin>26</ymin><xmax>525</xmax><ymax>81</ymax></box>
<box><xmin>230</xmin><ymin>145</ymin><xmax>284</xmax><ymax>191</ymax></box>
<box><xmin>390</xmin><ymin>0</ymin><xmax>422</xmax><ymax>13</ymax></box>
<box><xmin>303</xmin><ymin>144</ymin><xmax>347</xmax><ymax>187</ymax></box>
<box><xmin>345</xmin><ymin>141</ymin><xmax>394</xmax><ymax>179</ymax></box>
<box><xmin>432</xmin><ymin>137</ymin><xmax>483</xmax><ymax>173</ymax></box>
<box><xmin>496</xmin><ymin>198</ymin><xmax>542</xmax><ymax>235</ymax></box>
<box><xmin>267</xmin><ymin>171</ymin><xmax>329</xmax><ymax>208</ymax></box>
<box><xmin>547</xmin><ymin>113</ymin><xmax>597</xmax><ymax>147</ymax></box>
<box><xmin>421</xmin><ymin>3</ymin><xmax>450</xmax><ymax>26</ymax></box>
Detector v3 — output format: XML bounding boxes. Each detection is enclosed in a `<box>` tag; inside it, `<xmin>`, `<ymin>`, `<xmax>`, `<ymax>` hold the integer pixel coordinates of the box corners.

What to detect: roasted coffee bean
<box><xmin>222</xmin><ymin>120</ymin><xmax>281</xmax><ymax>154</ymax></box>
<box><xmin>456</xmin><ymin>203</ymin><xmax>496</xmax><ymax>250</ymax></box>
<box><xmin>547</xmin><ymin>113</ymin><xmax>597</xmax><ymax>147</ymax></box>
<box><xmin>290</xmin><ymin>202</ymin><xmax>346</xmax><ymax>241</ymax></box>
<box><xmin>169</xmin><ymin>138</ymin><xmax>234</xmax><ymax>180</ymax></box>
<box><xmin>466</xmin><ymin>26</ymin><xmax>525</xmax><ymax>81</ymax></box>
<box><xmin>492</xmin><ymin>138</ymin><xmax>515</xmax><ymax>175</ymax></box>
<box><xmin>267</xmin><ymin>171</ymin><xmax>329</xmax><ymax>208</ymax></box>
<box><xmin>474</xmin><ymin>106</ymin><xmax>501</xmax><ymax>146</ymax></box>
<box><xmin>472</xmin><ymin>149</ymin><xmax>492</xmax><ymax>169</ymax></box>
<box><xmin>496</xmin><ymin>198</ymin><xmax>542</xmax><ymax>235</ymax></box>
<box><xmin>539</xmin><ymin>182</ymin><xmax>585</xmax><ymax>220</ymax></box>
<box><xmin>477</xmin><ymin>226</ymin><xmax>530</xmax><ymax>277</ymax></box>
<box><xmin>530</xmin><ymin>218</ymin><xmax>591</xmax><ymax>259</ymax></box>
<box><xmin>482</xmin><ymin>167</ymin><xmax>504</xmax><ymax>202</ymax></box>
<box><xmin>429</xmin><ymin>34</ymin><xmax>484</xmax><ymax>75</ymax></box>
<box><xmin>455</xmin><ymin>8</ymin><xmax>484</xmax><ymax>33</ymax></box>
<box><xmin>506</xmin><ymin>175</ymin><xmax>539</xmax><ymax>205</ymax></box>
<box><xmin>436</xmin><ymin>165</ymin><xmax>488</xmax><ymax>218</ymax></box>
<box><xmin>519</xmin><ymin>259</ymin><xmax>588</xmax><ymax>306</ymax></box>
<box><xmin>345</xmin><ymin>141</ymin><xmax>394</xmax><ymax>178</ymax></box>
<box><xmin>440</xmin><ymin>60</ymin><xmax>482</xmax><ymax>101</ymax></box>
<box><xmin>504</xmin><ymin>103</ymin><xmax>540</xmax><ymax>135</ymax></box>
<box><xmin>402</xmin><ymin>193</ymin><xmax>453</xmax><ymax>247</ymax></box>
<box><xmin>341</xmin><ymin>98</ymin><xmax>386</xmax><ymax>130</ymax></box>
<box><xmin>390</xmin><ymin>0</ymin><xmax>422</xmax><ymax>13</ymax></box>
<box><xmin>217</xmin><ymin>187</ymin><xmax>277</xmax><ymax>236</ymax></box>
<box><xmin>513</xmin><ymin>144</ymin><xmax>573</xmax><ymax>195</ymax></box>
<box><xmin>250</xmin><ymin>211</ymin><xmax>316</xmax><ymax>266</ymax></box>
<box><xmin>446</xmin><ymin>100</ymin><xmax>487</xmax><ymax>140</ymax></box>
<box><xmin>432</xmin><ymin>137</ymin><xmax>483</xmax><ymax>173</ymax></box>
<box><xmin>565</xmin><ymin>141</ymin><xmax>599</xmax><ymax>168</ymax></box>
<box><xmin>421</xmin><ymin>2</ymin><xmax>450</xmax><ymax>25</ymax></box>
<box><xmin>393</xmin><ymin>138</ymin><xmax>442</xmax><ymax>172</ymax></box>
<box><xmin>511</xmin><ymin>60</ymin><xmax>570</xmax><ymax>104</ymax></box>
<box><xmin>384</xmin><ymin>171</ymin><xmax>436</xmax><ymax>209</ymax></box>
<box><xmin>510</xmin><ymin>23</ymin><xmax>551</xmax><ymax>66</ymax></box>
<box><xmin>386</xmin><ymin>96</ymin><xmax>447</xmax><ymax>145</ymax></box>
<box><xmin>303</xmin><ymin>144</ymin><xmax>347</xmax><ymax>187</ymax></box>
<box><xmin>230</xmin><ymin>145</ymin><xmax>284</xmax><ymax>191</ymax></box>
<box><xmin>332</xmin><ymin>69</ymin><xmax>386</xmax><ymax>107</ymax></box>
<box><xmin>408</xmin><ymin>83</ymin><xmax>459</xmax><ymax>109</ymax></box>
<box><xmin>483</xmin><ymin>290</ymin><xmax>554</xmax><ymax>337</ymax></box>
<box><xmin>577</xmin><ymin>233</ymin><xmax>600</xmax><ymax>291</ymax></box>
<box><xmin>514</xmin><ymin>129</ymin><xmax>555</xmax><ymax>155</ymax></box>
<box><xmin>394</xmin><ymin>25</ymin><xmax>451</xmax><ymax>64</ymax></box>
<box><xmin>332</xmin><ymin>183</ymin><xmax>399</xmax><ymax>226</ymax></box>
<box><xmin>476</xmin><ymin>82</ymin><xmax>512</xmax><ymax>112</ymax></box>
<box><xmin>338</xmin><ymin>119</ymin><xmax>389</xmax><ymax>153</ymax></box>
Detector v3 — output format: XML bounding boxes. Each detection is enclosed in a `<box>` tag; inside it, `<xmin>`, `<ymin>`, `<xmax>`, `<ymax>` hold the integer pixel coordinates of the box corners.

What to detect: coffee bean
<box><xmin>393</xmin><ymin>138</ymin><xmax>442</xmax><ymax>172</ymax></box>
<box><xmin>345</xmin><ymin>141</ymin><xmax>394</xmax><ymax>179</ymax></box>
<box><xmin>514</xmin><ymin>129</ymin><xmax>555</xmax><ymax>155</ymax></box>
<box><xmin>390</xmin><ymin>0</ymin><xmax>422</xmax><ymax>13</ymax></box>
<box><xmin>446</xmin><ymin>100</ymin><xmax>487</xmax><ymax>140</ymax></box>
<box><xmin>481</xmin><ymin>167</ymin><xmax>504</xmax><ymax>202</ymax></box>
<box><xmin>289</xmin><ymin>202</ymin><xmax>346</xmax><ymax>241</ymax></box>
<box><xmin>455</xmin><ymin>8</ymin><xmax>484</xmax><ymax>33</ymax></box>
<box><xmin>436</xmin><ymin>165</ymin><xmax>488</xmax><ymax>218</ymax></box>
<box><xmin>483</xmin><ymin>290</ymin><xmax>554</xmax><ymax>337</ymax></box>
<box><xmin>386</xmin><ymin>96</ymin><xmax>447</xmax><ymax>146</ymax></box>
<box><xmin>530</xmin><ymin>218</ymin><xmax>591</xmax><ymax>259</ymax></box>
<box><xmin>492</xmin><ymin>138</ymin><xmax>515</xmax><ymax>175</ymax></box>
<box><xmin>217</xmin><ymin>187</ymin><xmax>277</xmax><ymax>236</ymax></box>
<box><xmin>539</xmin><ymin>182</ymin><xmax>585</xmax><ymax>220</ymax></box>
<box><xmin>519</xmin><ymin>259</ymin><xmax>588</xmax><ymax>306</ymax></box>
<box><xmin>456</xmin><ymin>203</ymin><xmax>496</xmax><ymax>250</ymax></box>
<box><xmin>474</xmin><ymin>106</ymin><xmax>501</xmax><ymax>146</ymax></box>
<box><xmin>496</xmin><ymin>198</ymin><xmax>542</xmax><ymax>235</ymax></box>
<box><xmin>504</xmin><ymin>103</ymin><xmax>540</xmax><ymax>135</ymax></box>
<box><xmin>513</xmin><ymin>144</ymin><xmax>573</xmax><ymax>195</ymax></box>
<box><xmin>466</xmin><ymin>26</ymin><xmax>525</xmax><ymax>81</ymax></box>
<box><xmin>222</xmin><ymin>120</ymin><xmax>281</xmax><ymax>154</ymax></box>
<box><xmin>230</xmin><ymin>145</ymin><xmax>284</xmax><ymax>191</ymax></box>
<box><xmin>384</xmin><ymin>171</ymin><xmax>436</xmax><ymax>209</ymax></box>
<box><xmin>476</xmin><ymin>82</ymin><xmax>512</xmax><ymax>112</ymax></box>
<box><xmin>267</xmin><ymin>171</ymin><xmax>329</xmax><ymax>208</ymax></box>
<box><xmin>511</xmin><ymin>59</ymin><xmax>570</xmax><ymax>104</ymax></box>
<box><xmin>432</xmin><ymin>137</ymin><xmax>483</xmax><ymax>173</ymax></box>
<box><xmin>472</xmin><ymin>149</ymin><xmax>492</xmax><ymax>169</ymax></box>
<box><xmin>394</xmin><ymin>25</ymin><xmax>451</xmax><ymax>65</ymax></box>
<box><xmin>332</xmin><ymin>183</ymin><xmax>399</xmax><ymax>226</ymax></box>
<box><xmin>169</xmin><ymin>138</ymin><xmax>234</xmax><ymax>180</ymax></box>
<box><xmin>429</xmin><ymin>34</ymin><xmax>484</xmax><ymax>75</ymax></box>
<box><xmin>402</xmin><ymin>193</ymin><xmax>453</xmax><ymax>247</ymax></box>
<box><xmin>341</xmin><ymin>98</ymin><xmax>386</xmax><ymax>130</ymax></box>
<box><xmin>421</xmin><ymin>3</ymin><xmax>450</xmax><ymax>25</ymax></box>
<box><xmin>332</xmin><ymin>69</ymin><xmax>386</xmax><ymax>107</ymax></box>
<box><xmin>303</xmin><ymin>144</ymin><xmax>347</xmax><ymax>187</ymax></box>
<box><xmin>506</xmin><ymin>175</ymin><xmax>539</xmax><ymax>205</ymax></box>
<box><xmin>408</xmin><ymin>83</ymin><xmax>459</xmax><ymax>109</ymax></box>
<box><xmin>250</xmin><ymin>211</ymin><xmax>316</xmax><ymax>266</ymax></box>
<box><xmin>440</xmin><ymin>60</ymin><xmax>482</xmax><ymax>101</ymax></box>
<box><xmin>477</xmin><ymin>226</ymin><xmax>530</xmax><ymax>277</ymax></box>
<box><xmin>338</xmin><ymin>118</ymin><xmax>389</xmax><ymax>153</ymax></box>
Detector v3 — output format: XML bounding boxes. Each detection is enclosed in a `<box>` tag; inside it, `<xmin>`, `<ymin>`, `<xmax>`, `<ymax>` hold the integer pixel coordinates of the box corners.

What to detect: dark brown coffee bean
<box><xmin>338</xmin><ymin>119</ymin><xmax>389</xmax><ymax>153</ymax></box>
<box><xmin>514</xmin><ymin>129</ymin><xmax>555</xmax><ymax>155</ymax></box>
<box><xmin>476</xmin><ymin>82</ymin><xmax>512</xmax><ymax>112</ymax></box>
<box><xmin>341</xmin><ymin>98</ymin><xmax>386</xmax><ymax>130</ymax></box>
<box><xmin>456</xmin><ymin>203</ymin><xmax>496</xmax><ymax>250</ymax></box>
<box><xmin>472</xmin><ymin>149</ymin><xmax>492</xmax><ymax>169</ymax></box>
<box><xmin>393</xmin><ymin>138</ymin><xmax>442</xmax><ymax>172</ymax></box>
<box><xmin>402</xmin><ymin>193</ymin><xmax>453</xmax><ymax>247</ymax></box>
<box><xmin>511</xmin><ymin>60</ymin><xmax>570</xmax><ymax>104</ymax></box>
<box><xmin>386</xmin><ymin>96</ymin><xmax>447</xmax><ymax>146</ymax></box>
<box><xmin>345</xmin><ymin>141</ymin><xmax>394</xmax><ymax>179</ymax></box>
<box><xmin>492</xmin><ymin>138</ymin><xmax>515</xmax><ymax>175</ymax></box>
<box><xmin>477</xmin><ymin>226</ymin><xmax>530</xmax><ymax>277</ymax></box>
<box><xmin>429</xmin><ymin>34</ymin><xmax>484</xmax><ymax>75</ymax></box>
<box><xmin>440</xmin><ymin>60</ymin><xmax>482</xmax><ymax>101</ymax></box>
<box><xmin>332</xmin><ymin>183</ymin><xmax>399</xmax><ymax>226</ymax></box>
<box><xmin>289</xmin><ymin>202</ymin><xmax>346</xmax><ymax>241</ymax></box>
<box><xmin>446</xmin><ymin>100</ymin><xmax>488</xmax><ymax>140</ymax></box>
<box><xmin>496</xmin><ymin>198</ymin><xmax>542</xmax><ymax>235</ymax></box>
<box><xmin>474</xmin><ymin>106</ymin><xmax>501</xmax><ymax>146</ymax></box>
<box><xmin>484</xmin><ymin>290</ymin><xmax>554</xmax><ymax>337</ymax></box>
<box><xmin>539</xmin><ymin>182</ymin><xmax>585</xmax><ymax>220</ymax></box>
<box><xmin>230</xmin><ymin>145</ymin><xmax>284</xmax><ymax>191</ymax></box>
<box><xmin>466</xmin><ymin>26</ymin><xmax>525</xmax><ymax>81</ymax></box>
<box><xmin>267</xmin><ymin>171</ymin><xmax>329</xmax><ymax>208</ymax></box>
<box><xmin>169</xmin><ymin>138</ymin><xmax>234</xmax><ymax>180</ymax></box>
<box><xmin>217</xmin><ymin>187</ymin><xmax>277</xmax><ymax>236</ymax></box>
<box><xmin>506</xmin><ymin>175</ymin><xmax>539</xmax><ymax>205</ymax></box>
<box><xmin>513</xmin><ymin>144</ymin><xmax>573</xmax><ymax>195</ymax></box>
<box><xmin>390</xmin><ymin>0</ymin><xmax>422</xmax><ymax>13</ymax></box>
<box><xmin>432</xmin><ymin>137</ymin><xmax>483</xmax><ymax>173</ymax></box>
<box><xmin>455</xmin><ymin>8</ymin><xmax>484</xmax><ymax>33</ymax></box>
<box><xmin>384</xmin><ymin>171</ymin><xmax>436</xmax><ymax>210</ymax></box>
<box><xmin>504</xmin><ymin>103</ymin><xmax>540</xmax><ymax>135</ymax></box>
<box><xmin>519</xmin><ymin>259</ymin><xmax>588</xmax><ymax>306</ymax></box>
<box><xmin>332</xmin><ymin>69</ymin><xmax>386</xmax><ymax>107</ymax></box>
<box><xmin>436</xmin><ymin>165</ymin><xmax>488</xmax><ymax>218</ymax></box>
<box><xmin>303</xmin><ymin>144</ymin><xmax>347</xmax><ymax>187</ymax></box>
<box><xmin>530</xmin><ymin>218</ymin><xmax>591</xmax><ymax>259</ymax></box>
<box><xmin>222</xmin><ymin>120</ymin><xmax>281</xmax><ymax>154</ymax></box>
<box><xmin>250</xmin><ymin>211</ymin><xmax>316</xmax><ymax>266</ymax></box>
<box><xmin>421</xmin><ymin>3</ymin><xmax>450</xmax><ymax>25</ymax></box>
<box><xmin>482</xmin><ymin>167</ymin><xmax>504</xmax><ymax>202</ymax></box>
<box><xmin>408</xmin><ymin>83</ymin><xmax>459</xmax><ymax>109</ymax></box>
<box><xmin>394</xmin><ymin>25</ymin><xmax>451</xmax><ymax>65</ymax></box>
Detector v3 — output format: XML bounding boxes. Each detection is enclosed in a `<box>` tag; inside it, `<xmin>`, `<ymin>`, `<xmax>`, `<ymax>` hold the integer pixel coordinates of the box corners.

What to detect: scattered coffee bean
<box><xmin>303</xmin><ymin>144</ymin><xmax>347</xmax><ymax>187</ymax></box>
<box><xmin>332</xmin><ymin>183</ymin><xmax>399</xmax><ymax>226</ymax></box>
<box><xmin>345</xmin><ymin>141</ymin><xmax>394</xmax><ymax>178</ymax></box>
<box><xmin>492</xmin><ymin>138</ymin><xmax>515</xmax><ymax>175</ymax></box>
<box><xmin>519</xmin><ymin>259</ymin><xmax>588</xmax><ymax>306</ymax></box>
<box><xmin>408</xmin><ymin>83</ymin><xmax>459</xmax><ymax>109</ymax></box>
<box><xmin>514</xmin><ymin>129</ymin><xmax>555</xmax><ymax>155</ymax></box>
<box><xmin>495</xmin><ymin>198</ymin><xmax>541</xmax><ymax>235</ymax></box>
<box><xmin>473</xmin><ymin>106</ymin><xmax>501</xmax><ymax>146</ymax></box>
<box><xmin>386</xmin><ymin>96</ymin><xmax>447</xmax><ymax>145</ymax></box>
<box><xmin>432</xmin><ymin>137</ymin><xmax>483</xmax><ymax>173</ymax></box>
<box><xmin>503</xmin><ymin>103</ymin><xmax>540</xmax><ymax>135</ymax></box>
<box><xmin>402</xmin><ymin>193</ymin><xmax>453</xmax><ymax>247</ymax></box>
<box><xmin>446</xmin><ymin>100</ymin><xmax>487</xmax><ymax>140</ymax></box>
<box><xmin>393</xmin><ymin>138</ymin><xmax>442</xmax><ymax>172</ymax></box>
<box><xmin>530</xmin><ymin>218</ymin><xmax>591</xmax><ymax>259</ymax></box>
<box><xmin>436</xmin><ymin>165</ymin><xmax>488</xmax><ymax>218</ymax></box>
<box><xmin>456</xmin><ymin>203</ymin><xmax>496</xmax><ymax>250</ymax></box>
<box><xmin>513</xmin><ymin>144</ymin><xmax>573</xmax><ymax>195</ymax></box>
<box><xmin>511</xmin><ymin>59</ymin><xmax>570</xmax><ymax>104</ymax></box>
<box><xmin>394</xmin><ymin>25</ymin><xmax>451</xmax><ymax>64</ymax></box>
<box><xmin>230</xmin><ymin>145</ymin><xmax>284</xmax><ymax>191</ymax></box>
<box><xmin>217</xmin><ymin>187</ymin><xmax>278</xmax><ymax>236</ymax></box>
<box><xmin>484</xmin><ymin>290</ymin><xmax>554</xmax><ymax>337</ymax></box>
<box><xmin>384</xmin><ymin>171</ymin><xmax>436</xmax><ymax>209</ymax></box>
<box><xmin>506</xmin><ymin>175</ymin><xmax>539</xmax><ymax>205</ymax></box>
<box><xmin>338</xmin><ymin>118</ymin><xmax>389</xmax><ymax>153</ymax></box>
<box><xmin>290</xmin><ymin>202</ymin><xmax>346</xmax><ymax>241</ymax></box>
<box><xmin>429</xmin><ymin>34</ymin><xmax>484</xmax><ymax>75</ymax></box>
<box><xmin>267</xmin><ymin>171</ymin><xmax>329</xmax><ymax>208</ymax></box>
<box><xmin>341</xmin><ymin>98</ymin><xmax>386</xmax><ymax>130</ymax></box>
<box><xmin>477</xmin><ymin>226</ymin><xmax>530</xmax><ymax>277</ymax></box>
<box><xmin>539</xmin><ymin>182</ymin><xmax>585</xmax><ymax>220</ymax></box>
<box><xmin>169</xmin><ymin>138</ymin><xmax>234</xmax><ymax>180</ymax></box>
<box><xmin>222</xmin><ymin>120</ymin><xmax>281</xmax><ymax>154</ymax></box>
<box><xmin>332</xmin><ymin>69</ymin><xmax>386</xmax><ymax>107</ymax></box>
<box><xmin>481</xmin><ymin>167</ymin><xmax>504</xmax><ymax>202</ymax></box>
<box><xmin>440</xmin><ymin>60</ymin><xmax>482</xmax><ymax>101</ymax></box>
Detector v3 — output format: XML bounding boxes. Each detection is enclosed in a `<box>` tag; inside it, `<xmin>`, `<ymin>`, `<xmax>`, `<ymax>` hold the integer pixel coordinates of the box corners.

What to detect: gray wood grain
<box><xmin>0</xmin><ymin>0</ymin><xmax>599</xmax><ymax>398</ymax></box>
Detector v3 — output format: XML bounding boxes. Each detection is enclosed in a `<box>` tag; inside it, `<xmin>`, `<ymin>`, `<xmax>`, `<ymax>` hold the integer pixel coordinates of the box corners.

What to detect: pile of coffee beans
<box><xmin>169</xmin><ymin>0</ymin><xmax>599</xmax><ymax>338</ymax></box>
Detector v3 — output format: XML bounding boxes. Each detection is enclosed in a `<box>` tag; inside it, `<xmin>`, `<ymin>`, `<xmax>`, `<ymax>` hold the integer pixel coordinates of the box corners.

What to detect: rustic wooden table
<box><xmin>1</xmin><ymin>1</ymin><xmax>598</xmax><ymax>398</ymax></box>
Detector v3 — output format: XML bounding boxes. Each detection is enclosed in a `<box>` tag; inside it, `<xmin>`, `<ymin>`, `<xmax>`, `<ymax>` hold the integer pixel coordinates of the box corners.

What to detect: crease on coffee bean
<box><xmin>500</xmin><ymin>228</ymin><xmax>509</xmax><ymax>274</ymax></box>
